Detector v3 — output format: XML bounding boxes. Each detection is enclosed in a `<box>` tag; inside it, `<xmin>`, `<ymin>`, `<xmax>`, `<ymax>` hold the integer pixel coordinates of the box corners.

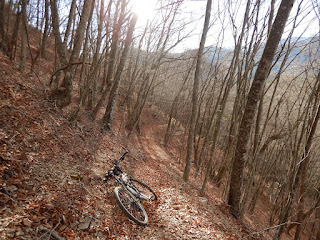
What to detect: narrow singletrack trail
<box><xmin>87</xmin><ymin>105</ymin><xmax>255</xmax><ymax>239</ymax></box>
<box><xmin>94</xmin><ymin>106</ymin><xmax>246</xmax><ymax>240</ymax></box>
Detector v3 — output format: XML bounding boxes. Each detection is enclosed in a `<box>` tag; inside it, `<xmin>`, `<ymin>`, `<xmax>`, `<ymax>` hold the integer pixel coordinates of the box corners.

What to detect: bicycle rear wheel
<box><xmin>114</xmin><ymin>186</ymin><xmax>148</xmax><ymax>226</ymax></box>
<box><xmin>129</xmin><ymin>178</ymin><xmax>158</xmax><ymax>201</ymax></box>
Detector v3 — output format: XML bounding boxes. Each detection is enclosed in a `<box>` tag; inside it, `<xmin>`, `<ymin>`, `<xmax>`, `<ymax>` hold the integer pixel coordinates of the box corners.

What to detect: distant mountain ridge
<box><xmin>199</xmin><ymin>36</ymin><xmax>318</xmax><ymax>76</ymax></box>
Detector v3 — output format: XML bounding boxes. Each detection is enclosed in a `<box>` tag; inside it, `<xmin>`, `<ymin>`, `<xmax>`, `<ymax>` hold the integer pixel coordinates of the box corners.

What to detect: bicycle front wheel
<box><xmin>114</xmin><ymin>186</ymin><xmax>148</xmax><ymax>226</ymax></box>
<box><xmin>129</xmin><ymin>178</ymin><xmax>158</xmax><ymax>201</ymax></box>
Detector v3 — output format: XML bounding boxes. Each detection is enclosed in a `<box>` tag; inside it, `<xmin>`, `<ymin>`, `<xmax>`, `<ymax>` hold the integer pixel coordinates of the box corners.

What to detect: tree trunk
<box><xmin>294</xmin><ymin>77</ymin><xmax>320</xmax><ymax>240</ymax></box>
<box><xmin>40</xmin><ymin>0</ymin><xmax>50</xmax><ymax>58</ymax></box>
<box><xmin>49</xmin><ymin>0</ymin><xmax>67</xmax><ymax>65</ymax></box>
<box><xmin>19</xmin><ymin>0</ymin><xmax>27</xmax><ymax>72</ymax></box>
<box><xmin>50</xmin><ymin>0</ymin><xmax>93</xmax><ymax>108</ymax></box>
<box><xmin>183</xmin><ymin>0</ymin><xmax>212</xmax><ymax>182</ymax></box>
<box><xmin>61</xmin><ymin>0</ymin><xmax>93</xmax><ymax>104</ymax></box>
<box><xmin>86</xmin><ymin>0</ymin><xmax>105</xmax><ymax>110</ymax></box>
<box><xmin>164</xmin><ymin>60</ymin><xmax>194</xmax><ymax>146</ymax></box>
<box><xmin>63</xmin><ymin>0</ymin><xmax>76</xmax><ymax>49</ymax></box>
<box><xmin>91</xmin><ymin>0</ymin><xmax>124</xmax><ymax>119</ymax></box>
<box><xmin>125</xmin><ymin>71</ymin><xmax>155</xmax><ymax>133</ymax></box>
<box><xmin>228</xmin><ymin>0</ymin><xmax>294</xmax><ymax>219</ymax></box>
<box><xmin>122</xmin><ymin>25</ymin><xmax>147</xmax><ymax>111</ymax></box>
<box><xmin>103</xmin><ymin>14</ymin><xmax>137</xmax><ymax>130</ymax></box>
<box><xmin>0</xmin><ymin>0</ymin><xmax>6</xmax><ymax>51</ymax></box>
<box><xmin>315</xmin><ymin>204</ymin><xmax>320</xmax><ymax>240</ymax></box>
<box><xmin>8</xmin><ymin>7</ymin><xmax>21</xmax><ymax>60</ymax></box>
<box><xmin>69</xmin><ymin>0</ymin><xmax>95</xmax><ymax>121</ymax></box>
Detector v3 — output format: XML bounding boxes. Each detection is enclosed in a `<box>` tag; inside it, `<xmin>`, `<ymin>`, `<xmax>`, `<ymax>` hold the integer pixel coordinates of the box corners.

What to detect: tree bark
<box><xmin>63</xmin><ymin>0</ymin><xmax>76</xmax><ymax>49</ymax></box>
<box><xmin>164</xmin><ymin>59</ymin><xmax>194</xmax><ymax>146</ymax></box>
<box><xmin>8</xmin><ymin>6</ymin><xmax>21</xmax><ymax>60</ymax></box>
<box><xmin>40</xmin><ymin>0</ymin><xmax>50</xmax><ymax>58</ymax></box>
<box><xmin>86</xmin><ymin>0</ymin><xmax>105</xmax><ymax>110</ymax></box>
<box><xmin>91</xmin><ymin>0</ymin><xmax>124</xmax><ymax>119</ymax></box>
<box><xmin>103</xmin><ymin>14</ymin><xmax>138</xmax><ymax>130</ymax></box>
<box><xmin>19</xmin><ymin>0</ymin><xmax>27</xmax><ymax>72</ymax></box>
<box><xmin>294</xmin><ymin>75</ymin><xmax>320</xmax><ymax>240</ymax></box>
<box><xmin>50</xmin><ymin>0</ymin><xmax>93</xmax><ymax>108</ymax></box>
<box><xmin>69</xmin><ymin>0</ymin><xmax>95</xmax><ymax>121</ymax></box>
<box><xmin>0</xmin><ymin>0</ymin><xmax>6</xmax><ymax>51</ymax></box>
<box><xmin>228</xmin><ymin>0</ymin><xmax>294</xmax><ymax>219</ymax></box>
<box><xmin>183</xmin><ymin>0</ymin><xmax>212</xmax><ymax>182</ymax></box>
<box><xmin>50</xmin><ymin>0</ymin><xmax>67</xmax><ymax>66</ymax></box>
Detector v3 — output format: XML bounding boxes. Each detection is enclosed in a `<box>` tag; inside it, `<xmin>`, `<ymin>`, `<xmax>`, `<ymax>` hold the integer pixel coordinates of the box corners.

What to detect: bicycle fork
<box><xmin>127</xmin><ymin>186</ymin><xmax>150</xmax><ymax>200</ymax></box>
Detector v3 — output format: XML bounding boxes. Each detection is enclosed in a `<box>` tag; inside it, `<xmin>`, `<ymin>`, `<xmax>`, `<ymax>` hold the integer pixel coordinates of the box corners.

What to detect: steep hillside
<box><xmin>0</xmin><ymin>52</ymin><xmax>261</xmax><ymax>239</ymax></box>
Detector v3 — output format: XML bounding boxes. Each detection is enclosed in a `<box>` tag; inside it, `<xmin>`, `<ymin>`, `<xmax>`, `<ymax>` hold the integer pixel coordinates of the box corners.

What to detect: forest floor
<box><xmin>0</xmin><ymin>51</ymin><xmax>296</xmax><ymax>240</ymax></box>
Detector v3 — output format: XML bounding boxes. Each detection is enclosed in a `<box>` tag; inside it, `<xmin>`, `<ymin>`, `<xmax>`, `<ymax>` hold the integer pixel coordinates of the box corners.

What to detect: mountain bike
<box><xmin>104</xmin><ymin>151</ymin><xmax>157</xmax><ymax>226</ymax></box>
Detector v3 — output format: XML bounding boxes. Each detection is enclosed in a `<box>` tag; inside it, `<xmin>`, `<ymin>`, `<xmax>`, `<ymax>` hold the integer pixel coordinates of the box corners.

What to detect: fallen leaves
<box><xmin>154</xmin><ymin>187</ymin><xmax>225</xmax><ymax>239</ymax></box>
<box><xmin>0</xmin><ymin>51</ymin><xmax>260</xmax><ymax>240</ymax></box>
<box><xmin>22</xmin><ymin>218</ymin><xmax>32</xmax><ymax>227</ymax></box>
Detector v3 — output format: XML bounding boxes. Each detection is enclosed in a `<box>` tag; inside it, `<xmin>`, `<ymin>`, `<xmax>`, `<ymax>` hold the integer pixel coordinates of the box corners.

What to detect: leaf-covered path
<box><xmin>0</xmin><ymin>53</ymin><xmax>257</xmax><ymax>239</ymax></box>
<box><xmin>89</xmin><ymin>105</ymin><xmax>256</xmax><ymax>239</ymax></box>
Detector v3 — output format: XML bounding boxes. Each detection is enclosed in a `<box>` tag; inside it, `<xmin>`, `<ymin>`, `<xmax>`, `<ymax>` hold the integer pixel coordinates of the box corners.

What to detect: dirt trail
<box><xmin>0</xmin><ymin>51</ymin><xmax>277</xmax><ymax>240</ymax></box>
<box><xmin>94</xmin><ymin>106</ymin><xmax>247</xmax><ymax>240</ymax></box>
<box><xmin>0</xmin><ymin>53</ymin><xmax>255</xmax><ymax>239</ymax></box>
<box><xmin>135</xmin><ymin>132</ymin><xmax>228</xmax><ymax>239</ymax></box>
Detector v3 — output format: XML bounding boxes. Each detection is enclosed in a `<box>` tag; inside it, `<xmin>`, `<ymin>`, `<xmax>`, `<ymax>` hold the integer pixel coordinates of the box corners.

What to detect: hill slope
<box><xmin>0</xmin><ymin>52</ymin><xmax>260</xmax><ymax>239</ymax></box>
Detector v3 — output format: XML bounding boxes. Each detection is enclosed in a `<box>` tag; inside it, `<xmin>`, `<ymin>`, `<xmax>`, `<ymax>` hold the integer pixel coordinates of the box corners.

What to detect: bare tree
<box><xmin>7</xmin><ymin>3</ymin><xmax>22</xmax><ymax>60</ymax></box>
<box><xmin>294</xmin><ymin>81</ymin><xmax>320</xmax><ymax>239</ymax></box>
<box><xmin>50</xmin><ymin>0</ymin><xmax>93</xmax><ymax>108</ymax></box>
<box><xmin>164</xmin><ymin>57</ymin><xmax>195</xmax><ymax>147</ymax></box>
<box><xmin>91</xmin><ymin>0</ymin><xmax>126</xmax><ymax>119</ymax></box>
<box><xmin>63</xmin><ymin>0</ymin><xmax>77</xmax><ymax>49</ymax></box>
<box><xmin>50</xmin><ymin>0</ymin><xmax>68</xmax><ymax>66</ymax></box>
<box><xmin>40</xmin><ymin>0</ymin><xmax>50</xmax><ymax>58</ymax></box>
<box><xmin>183</xmin><ymin>0</ymin><xmax>212</xmax><ymax>182</ymax></box>
<box><xmin>125</xmin><ymin>0</ymin><xmax>187</xmax><ymax>133</ymax></box>
<box><xmin>228</xmin><ymin>0</ymin><xmax>294</xmax><ymax>219</ymax></box>
<box><xmin>0</xmin><ymin>0</ymin><xmax>6</xmax><ymax>51</ymax></box>
<box><xmin>103</xmin><ymin>14</ymin><xmax>138</xmax><ymax>130</ymax></box>
<box><xmin>19</xmin><ymin>0</ymin><xmax>27</xmax><ymax>72</ymax></box>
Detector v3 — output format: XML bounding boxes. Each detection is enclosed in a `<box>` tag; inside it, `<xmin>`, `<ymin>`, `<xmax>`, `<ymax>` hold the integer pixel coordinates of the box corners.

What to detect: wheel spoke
<box><xmin>114</xmin><ymin>187</ymin><xmax>148</xmax><ymax>225</ymax></box>
<box><xmin>129</xmin><ymin>178</ymin><xmax>157</xmax><ymax>201</ymax></box>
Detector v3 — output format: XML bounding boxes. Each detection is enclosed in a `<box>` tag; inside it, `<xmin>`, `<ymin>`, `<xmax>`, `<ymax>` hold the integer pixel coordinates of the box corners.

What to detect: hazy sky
<box><xmin>131</xmin><ymin>0</ymin><xmax>319</xmax><ymax>53</ymax></box>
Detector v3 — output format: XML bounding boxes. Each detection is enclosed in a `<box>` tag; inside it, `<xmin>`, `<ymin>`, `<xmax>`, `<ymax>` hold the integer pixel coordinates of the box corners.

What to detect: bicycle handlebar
<box><xmin>115</xmin><ymin>151</ymin><xmax>128</xmax><ymax>165</ymax></box>
<box><xmin>104</xmin><ymin>151</ymin><xmax>128</xmax><ymax>182</ymax></box>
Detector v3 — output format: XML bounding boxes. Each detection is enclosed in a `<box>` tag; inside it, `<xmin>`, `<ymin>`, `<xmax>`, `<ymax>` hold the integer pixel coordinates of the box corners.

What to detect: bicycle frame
<box><xmin>104</xmin><ymin>152</ymin><xmax>157</xmax><ymax>225</ymax></box>
<box><xmin>104</xmin><ymin>152</ymin><xmax>152</xmax><ymax>201</ymax></box>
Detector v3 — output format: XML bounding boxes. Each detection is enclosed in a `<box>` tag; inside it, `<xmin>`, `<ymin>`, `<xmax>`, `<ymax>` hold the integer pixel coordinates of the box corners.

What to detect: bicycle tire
<box><xmin>129</xmin><ymin>178</ymin><xmax>158</xmax><ymax>201</ymax></box>
<box><xmin>114</xmin><ymin>186</ymin><xmax>148</xmax><ymax>226</ymax></box>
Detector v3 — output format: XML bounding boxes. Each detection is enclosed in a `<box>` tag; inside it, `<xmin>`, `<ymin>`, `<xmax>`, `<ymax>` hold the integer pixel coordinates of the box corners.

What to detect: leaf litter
<box><xmin>0</xmin><ymin>52</ymin><xmax>260</xmax><ymax>239</ymax></box>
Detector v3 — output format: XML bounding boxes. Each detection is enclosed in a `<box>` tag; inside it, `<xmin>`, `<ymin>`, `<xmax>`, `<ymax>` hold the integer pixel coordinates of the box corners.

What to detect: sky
<box><xmin>130</xmin><ymin>0</ymin><xmax>319</xmax><ymax>53</ymax></box>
